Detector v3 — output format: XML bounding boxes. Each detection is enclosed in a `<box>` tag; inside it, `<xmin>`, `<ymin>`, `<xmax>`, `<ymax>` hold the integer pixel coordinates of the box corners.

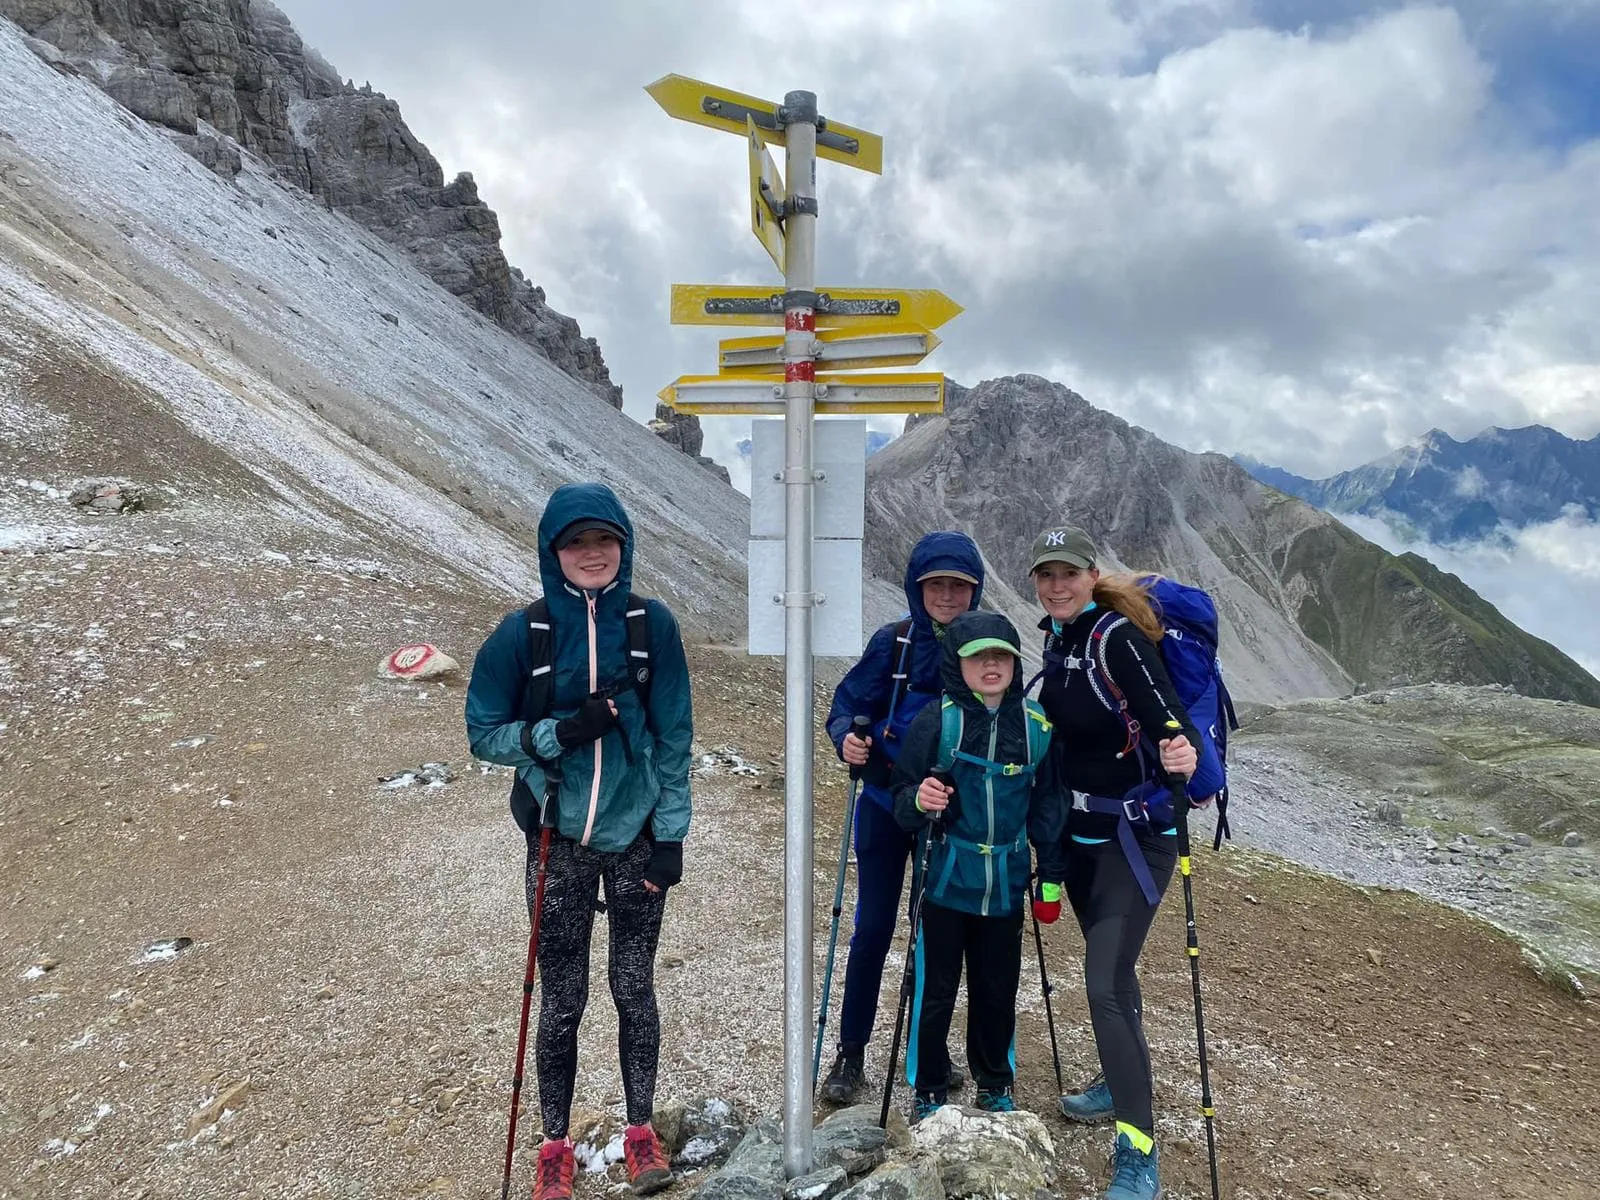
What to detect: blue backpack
<box><xmin>1035</xmin><ymin>577</ymin><xmax>1239</xmax><ymax>850</ymax></box>
<box><xmin>1097</xmin><ymin>576</ymin><xmax>1238</xmax><ymax>848</ymax></box>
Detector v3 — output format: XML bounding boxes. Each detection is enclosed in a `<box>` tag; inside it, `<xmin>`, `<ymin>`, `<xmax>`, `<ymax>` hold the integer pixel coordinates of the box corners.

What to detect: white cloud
<box><xmin>1338</xmin><ymin>510</ymin><xmax>1600</xmax><ymax>677</ymax></box>
<box><xmin>269</xmin><ymin>1</ymin><xmax>1600</xmax><ymax>481</ymax></box>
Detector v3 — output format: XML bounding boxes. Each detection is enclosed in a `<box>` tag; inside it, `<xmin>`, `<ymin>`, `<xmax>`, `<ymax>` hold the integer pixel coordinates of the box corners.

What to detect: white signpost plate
<box><xmin>747</xmin><ymin>417</ymin><xmax>864</xmax><ymax>657</ymax></box>
<box><xmin>749</xmin><ymin>418</ymin><xmax>866</xmax><ymax>539</ymax></box>
<box><xmin>747</xmin><ymin>538</ymin><xmax>863</xmax><ymax>657</ymax></box>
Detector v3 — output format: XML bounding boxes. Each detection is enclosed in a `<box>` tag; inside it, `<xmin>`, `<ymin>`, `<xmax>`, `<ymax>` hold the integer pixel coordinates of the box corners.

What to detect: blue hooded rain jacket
<box><xmin>824</xmin><ymin>531</ymin><xmax>985</xmax><ymax>813</ymax></box>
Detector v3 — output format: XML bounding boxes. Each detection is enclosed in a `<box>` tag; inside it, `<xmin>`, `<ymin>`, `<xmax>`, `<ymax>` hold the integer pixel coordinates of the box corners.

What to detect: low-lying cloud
<box><xmin>1339</xmin><ymin>509</ymin><xmax>1600</xmax><ymax>678</ymax></box>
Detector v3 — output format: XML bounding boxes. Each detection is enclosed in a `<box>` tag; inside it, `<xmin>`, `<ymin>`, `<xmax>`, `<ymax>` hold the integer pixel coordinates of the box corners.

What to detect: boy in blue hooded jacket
<box><xmin>819</xmin><ymin>531</ymin><xmax>985</xmax><ymax>1103</ymax></box>
<box><xmin>891</xmin><ymin>610</ymin><xmax>1067</xmax><ymax>1119</ymax></box>
<box><xmin>465</xmin><ymin>482</ymin><xmax>691</xmax><ymax>1200</ymax></box>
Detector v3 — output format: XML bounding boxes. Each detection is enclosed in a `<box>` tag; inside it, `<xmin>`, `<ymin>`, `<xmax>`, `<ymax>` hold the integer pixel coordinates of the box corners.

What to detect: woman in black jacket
<box><xmin>1027</xmin><ymin>524</ymin><xmax>1199</xmax><ymax>1200</ymax></box>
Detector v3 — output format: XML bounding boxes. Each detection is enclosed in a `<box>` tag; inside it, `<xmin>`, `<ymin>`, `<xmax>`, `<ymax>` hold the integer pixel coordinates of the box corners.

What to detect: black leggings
<box><xmin>911</xmin><ymin>900</ymin><xmax>1023</xmax><ymax>1093</ymax></box>
<box><xmin>1065</xmin><ymin>833</ymin><xmax>1177</xmax><ymax>1136</ymax></box>
<box><xmin>529</xmin><ymin>833</ymin><xmax>666</xmax><ymax>1138</ymax></box>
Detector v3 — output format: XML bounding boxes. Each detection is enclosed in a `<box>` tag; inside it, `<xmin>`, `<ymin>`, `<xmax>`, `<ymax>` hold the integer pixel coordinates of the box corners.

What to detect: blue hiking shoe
<box><xmin>975</xmin><ymin>1086</ymin><xmax>1016</xmax><ymax>1113</ymax></box>
<box><xmin>1059</xmin><ymin>1071</ymin><xmax>1115</xmax><ymax>1124</ymax></box>
<box><xmin>912</xmin><ymin>1089</ymin><xmax>946</xmax><ymax>1124</ymax></box>
<box><xmin>1104</xmin><ymin>1132</ymin><xmax>1160</xmax><ymax>1200</ymax></box>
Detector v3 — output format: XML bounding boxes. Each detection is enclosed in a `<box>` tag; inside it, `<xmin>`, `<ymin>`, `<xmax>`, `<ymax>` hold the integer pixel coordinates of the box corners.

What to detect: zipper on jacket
<box><xmin>580</xmin><ymin>590</ymin><xmax>602</xmax><ymax>846</ymax></box>
<box><xmin>982</xmin><ymin>712</ymin><xmax>998</xmax><ymax>915</ymax></box>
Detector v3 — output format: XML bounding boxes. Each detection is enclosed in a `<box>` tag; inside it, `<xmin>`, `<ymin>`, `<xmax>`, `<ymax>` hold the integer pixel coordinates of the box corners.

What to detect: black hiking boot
<box><xmin>821</xmin><ymin>1045</ymin><xmax>867</xmax><ymax>1105</ymax></box>
<box><xmin>945</xmin><ymin>1062</ymin><xmax>966</xmax><ymax>1090</ymax></box>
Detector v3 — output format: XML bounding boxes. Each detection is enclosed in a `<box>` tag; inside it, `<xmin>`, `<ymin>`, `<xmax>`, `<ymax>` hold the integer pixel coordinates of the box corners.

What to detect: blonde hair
<box><xmin>1091</xmin><ymin>573</ymin><xmax>1164</xmax><ymax>642</ymax></box>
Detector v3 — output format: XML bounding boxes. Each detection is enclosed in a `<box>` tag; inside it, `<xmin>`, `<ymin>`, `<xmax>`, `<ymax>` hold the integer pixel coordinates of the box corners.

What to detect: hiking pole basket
<box><xmin>1027</xmin><ymin>870</ymin><xmax>1065</xmax><ymax>1095</ymax></box>
<box><xmin>815</xmin><ymin>715</ymin><xmax>872</xmax><ymax>1091</ymax></box>
<box><xmin>500</xmin><ymin>781</ymin><xmax>561</xmax><ymax>1200</ymax></box>
<box><xmin>1173</xmin><ymin>776</ymin><xmax>1222</xmax><ymax>1200</ymax></box>
<box><xmin>879</xmin><ymin>796</ymin><xmax>944</xmax><ymax>1128</ymax></box>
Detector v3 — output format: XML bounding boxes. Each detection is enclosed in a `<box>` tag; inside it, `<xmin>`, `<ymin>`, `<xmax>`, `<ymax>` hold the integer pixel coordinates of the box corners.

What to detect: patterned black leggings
<box><xmin>529</xmin><ymin>833</ymin><xmax>666</xmax><ymax>1138</ymax></box>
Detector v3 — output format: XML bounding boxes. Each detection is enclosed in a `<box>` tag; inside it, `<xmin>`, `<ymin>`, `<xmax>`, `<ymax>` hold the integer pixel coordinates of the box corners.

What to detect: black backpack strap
<box><xmin>1211</xmin><ymin>674</ymin><xmax>1239</xmax><ymax>850</ymax></box>
<box><xmin>883</xmin><ymin>617</ymin><xmax>913</xmax><ymax>726</ymax></box>
<box><xmin>625</xmin><ymin>593</ymin><xmax>654</xmax><ymax>715</ymax></box>
<box><xmin>522</xmin><ymin>598</ymin><xmax>555</xmax><ymax>724</ymax></box>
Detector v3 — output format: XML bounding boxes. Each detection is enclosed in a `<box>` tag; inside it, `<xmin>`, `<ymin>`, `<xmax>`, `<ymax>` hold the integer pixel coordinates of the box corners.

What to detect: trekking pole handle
<box><xmin>1169</xmin><ymin>771</ymin><xmax>1192</xmax><ymax>857</ymax></box>
<box><xmin>539</xmin><ymin>763</ymin><xmax>563</xmax><ymax>830</ymax></box>
<box><xmin>848</xmin><ymin>715</ymin><xmax>872</xmax><ymax>781</ymax></box>
<box><xmin>927</xmin><ymin>770</ymin><xmax>957</xmax><ymax>835</ymax></box>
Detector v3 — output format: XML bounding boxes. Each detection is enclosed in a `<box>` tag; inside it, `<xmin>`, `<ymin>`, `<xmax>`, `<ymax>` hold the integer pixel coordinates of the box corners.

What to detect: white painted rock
<box><xmin>379</xmin><ymin>644</ymin><xmax>459</xmax><ymax>680</ymax></box>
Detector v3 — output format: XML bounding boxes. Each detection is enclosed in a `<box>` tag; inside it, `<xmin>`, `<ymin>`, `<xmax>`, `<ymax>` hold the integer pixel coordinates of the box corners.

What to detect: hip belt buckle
<box><xmin>1122</xmin><ymin>796</ymin><xmax>1149</xmax><ymax>824</ymax></box>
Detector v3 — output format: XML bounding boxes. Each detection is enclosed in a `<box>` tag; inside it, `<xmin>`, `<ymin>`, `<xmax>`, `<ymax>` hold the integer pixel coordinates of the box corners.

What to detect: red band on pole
<box><xmin>785</xmin><ymin>309</ymin><xmax>815</xmax><ymax>333</ymax></box>
<box><xmin>786</xmin><ymin>361</ymin><xmax>816</xmax><ymax>382</ymax></box>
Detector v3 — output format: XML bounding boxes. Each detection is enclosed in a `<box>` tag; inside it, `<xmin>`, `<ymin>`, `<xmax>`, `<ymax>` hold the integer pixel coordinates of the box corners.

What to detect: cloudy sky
<box><xmin>272</xmin><ymin>0</ymin><xmax>1599</xmax><ymax>487</ymax></box>
<box><xmin>269</xmin><ymin>1</ymin><xmax>1600</xmax><ymax>671</ymax></box>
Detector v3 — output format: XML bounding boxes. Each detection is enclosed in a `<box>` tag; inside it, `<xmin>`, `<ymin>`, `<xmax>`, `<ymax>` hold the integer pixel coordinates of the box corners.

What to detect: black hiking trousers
<box><xmin>1065</xmin><ymin>831</ymin><xmax>1177</xmax><ymax>1137</ymax></box>
<box><xmin>911</xmin><ymin>899</ymin><xmax>1024</xmax><ymax>1094</ymax></box>
<box><xmin>529</xmin><ymin>832</ymin><xmax>666</xmax><ymax>1138</ymax></box>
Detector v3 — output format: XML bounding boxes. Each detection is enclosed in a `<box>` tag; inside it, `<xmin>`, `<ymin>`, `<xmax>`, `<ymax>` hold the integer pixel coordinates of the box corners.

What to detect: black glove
<box><xmin>643</xmin><ymin>841</ymin><xmax>683</xmax><ymax>891</ymax></box>
<box><xmin>554</xmin><ymin>695</ymin><xmax>617</xmax><ymax>749</ymax></box>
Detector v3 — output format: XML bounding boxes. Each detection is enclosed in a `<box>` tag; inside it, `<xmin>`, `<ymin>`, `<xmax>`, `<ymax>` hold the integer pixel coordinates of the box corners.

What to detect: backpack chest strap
<box><xmin>950</xmin><ymin>748</ymin><xmax>1037</xmax><ymax>778</ymax></box>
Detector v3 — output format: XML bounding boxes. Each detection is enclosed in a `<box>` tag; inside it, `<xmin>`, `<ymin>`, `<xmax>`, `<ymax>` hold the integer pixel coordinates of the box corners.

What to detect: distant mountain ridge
<box><xmin>869</xmin><ymin>378</ymin><xmax>1600</xmax><ymax>707</ymax></box>
<box><xmin>1235</xmin><ymin>425</ymin><xmax>1600</xmax><ymax>543</ymax></box>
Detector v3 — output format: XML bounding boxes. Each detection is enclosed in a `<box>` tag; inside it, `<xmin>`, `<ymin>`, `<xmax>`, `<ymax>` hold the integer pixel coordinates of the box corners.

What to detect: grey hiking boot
<box><xmin>1060</xmin><ymin>1070</ymin><xmax>1114</xmax><ymax>1124</ymax></box>
<box><xmin>1104</xmin><ymin>1132</ymin><xmax>1160</xmax><ymax>1200</ymax></box>
<box><xmin>945</xmin><ymin>1061</ymin><xmax>966</xmax><ymax>1090</ymax></box>
<box><xmin>821</xmin><ymin>1045</ymin><xmax>866</xmax><ymax>1104</ymax></box>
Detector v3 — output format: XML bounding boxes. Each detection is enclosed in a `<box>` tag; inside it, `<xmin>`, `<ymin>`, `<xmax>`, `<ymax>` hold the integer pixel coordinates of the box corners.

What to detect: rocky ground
<box><xmin>1226</xmin><ymin>688</ymin><xmax>1600</xmax><ymax>977</ymax></box>
<box><xmin>4</xmin><ymin>480</ymin><xmax>1598</xmax><ymax>1200</ymax></box>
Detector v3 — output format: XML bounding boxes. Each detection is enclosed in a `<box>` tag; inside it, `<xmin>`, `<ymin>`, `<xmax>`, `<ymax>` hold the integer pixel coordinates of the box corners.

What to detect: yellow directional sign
<box><xmin>718</xmin><ymin>324</ymin><xmax>942</xmax><ymax>373</ymax></box>
<box><xmin>658</xmin><ymin>372</ymin><xmax>945</xmax><ymax>416</ymax></box>
<box><xmin>670</xmin><ymin>284</ymin><xmax>963</xmax><ymax>331</ymax></box>
<box><xmin>646</xmin><ymin>74</ymin><xmax>883</xmax><ymax>174</ymax></box>
<box><xmin>748</xmin><ymin>117</ymin><xmax>785</xmax><ymax>274</ymax></box>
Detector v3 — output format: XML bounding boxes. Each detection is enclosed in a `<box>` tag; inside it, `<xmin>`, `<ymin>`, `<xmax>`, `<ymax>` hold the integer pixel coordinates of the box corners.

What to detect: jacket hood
<box><xmin>537</xmin><ymin>482</ymin><xmax>635</xmax><ymax>616</ymax></box>
<box><xmin>903</xmin><ymin>531</ymin><xmax>985</xmax><ymax>628</ymax></box>
<box><xmin>940</xmin><ymin>610</ymin><xmax>1025</xmax><ymax>711</ymax></box>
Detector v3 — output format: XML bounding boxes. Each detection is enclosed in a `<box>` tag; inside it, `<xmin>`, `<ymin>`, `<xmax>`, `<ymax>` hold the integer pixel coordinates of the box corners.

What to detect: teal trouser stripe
<box><xmin>905</xmin><ymin>923</ymin><xmax>925</xmax><ymax>1087</ymax></box>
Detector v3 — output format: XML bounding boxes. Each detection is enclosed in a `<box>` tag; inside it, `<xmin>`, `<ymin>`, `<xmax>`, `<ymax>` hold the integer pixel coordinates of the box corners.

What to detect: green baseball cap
<box><xmin>1029</xmin><ymin>525</ymin><xmax>1097</xmax><ymax>573</ymax></box>
<box><xmin>957</xmin><ymin>636</ymin><xmax>1022</xmax><ymax>659</ymax></box>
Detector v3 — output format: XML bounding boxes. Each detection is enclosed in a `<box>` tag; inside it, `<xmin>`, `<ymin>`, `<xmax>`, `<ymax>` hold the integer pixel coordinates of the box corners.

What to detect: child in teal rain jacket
<box><xmin>891</xmin><ymin>609</ymin><xmax>1066</xmax><ymax>1121</ymax></box>
<box><xmin>464</xmin><ymin>481</ymin><xmax>691</xmax><ymax>1200</ymax></box>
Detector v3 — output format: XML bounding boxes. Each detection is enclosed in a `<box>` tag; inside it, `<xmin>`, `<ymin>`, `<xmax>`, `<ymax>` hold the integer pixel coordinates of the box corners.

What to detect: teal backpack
<box><xmin>920</xmin><ymin>697</ymin><xmax>1052</xmax><ymax>917</ymax></box>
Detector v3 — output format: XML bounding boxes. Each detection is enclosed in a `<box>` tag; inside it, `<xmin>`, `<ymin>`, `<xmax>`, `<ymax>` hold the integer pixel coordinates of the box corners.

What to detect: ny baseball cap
<box><xmin>1029</xmin><ymin>525</ymin><xmax>1097</xmax><ymax>573</ymax></box>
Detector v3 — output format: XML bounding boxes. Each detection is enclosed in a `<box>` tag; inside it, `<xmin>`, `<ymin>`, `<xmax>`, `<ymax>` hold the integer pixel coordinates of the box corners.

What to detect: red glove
<box><xmin>1032</xmin><ymin>881</ymin><xmax>1062</xmax><ymax>925</ymax></box>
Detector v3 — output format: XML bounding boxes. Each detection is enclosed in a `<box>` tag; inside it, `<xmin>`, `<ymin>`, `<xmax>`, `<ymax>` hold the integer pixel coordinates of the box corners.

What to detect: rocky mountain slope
<box><xmin>0</xmin><ymin>0</ymin><xmax>726</xmax><ymax>478</ymax></box>
<box><xmin>867</xmin><ymin>376</ymin><xmax>1600</xmax><ymax>707</ymax></box>
<box><xmin>0</xmin><ymin>17</ymin><xmax>749</xmax><ymax>637</ymax></box>
<box><xmin>1226</xmin><ymin>683</ymin><xmax>1600</xmax><ymax>974</ymax></box>
<box><xmin>1236</xmin><ymin>424</ymin><xmax>1600</xmax><ymax>543</ymax></box>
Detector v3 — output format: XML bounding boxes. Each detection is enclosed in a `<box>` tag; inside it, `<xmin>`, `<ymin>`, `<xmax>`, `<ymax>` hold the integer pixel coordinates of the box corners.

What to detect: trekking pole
<box><xmin>814</xmin><ymin>715</ymin><xmax>872</xmax><ymax>1090</ymax></box>
<box><xmin>879</xmin><ymin>776</ymin><xmax>947</xmax><ymax>1129</ymax></box>
<box><xmin>500</xmin><ymin>784</ymin><xmax>560</xmax><ymax>1200</ymax></box>
<box><xmin>1172</xmin><ymin>774</ymin><xmax>1222</xmax><ymax>1200</ymax></box>
<box><xmin>1027</xmin><ymin>870</ymin><xmax>1065</xmax><ymax>1095</ymax></box>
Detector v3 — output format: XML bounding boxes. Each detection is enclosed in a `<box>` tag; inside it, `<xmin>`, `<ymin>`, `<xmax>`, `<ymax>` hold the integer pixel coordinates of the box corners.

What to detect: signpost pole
<box><xmin>779</xmin><ymin>88</ymin><xmax>819</xmax><ymax>1181</ymax></box>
